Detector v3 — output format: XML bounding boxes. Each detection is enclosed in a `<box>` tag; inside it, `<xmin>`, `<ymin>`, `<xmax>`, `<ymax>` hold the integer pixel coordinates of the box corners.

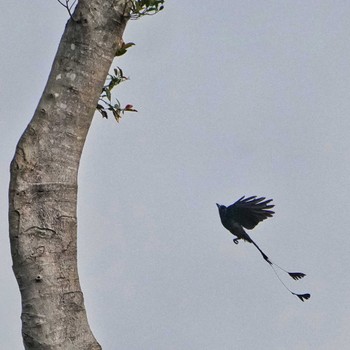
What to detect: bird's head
<box><xmin>216</xmin><ymin>203</ymin><xmax>227</xmax><ymax>215</ymax></box>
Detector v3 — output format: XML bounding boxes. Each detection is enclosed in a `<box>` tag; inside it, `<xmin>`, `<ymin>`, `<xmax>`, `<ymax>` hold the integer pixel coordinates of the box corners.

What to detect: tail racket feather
<box><xmin>235</xmin><ymin>239</ymin><xmax>310</xmax><ymax>301</ymax></box>
<box><xmin>288</xmin><ymin>272</ymin><xmax>306</xmax><ymax>280</ymax></box>
<box><xmin>269</xmin><ymin>263</ymin><xmax>311</xmax><ymax>302</ymax></box>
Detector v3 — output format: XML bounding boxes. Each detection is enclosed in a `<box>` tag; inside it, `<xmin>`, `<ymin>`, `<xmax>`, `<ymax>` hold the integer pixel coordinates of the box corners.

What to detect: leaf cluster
<box><xmin>130</xmin><ymin>0</ymin><xmax>164</xmax><ymax>19</ymax></box>
<box><xmin>95</xmin><ymin>0</ymin><xmax>165</xmax><ymax>122</ymax></box>
<box><xmin>97</xmin><ymin>68</ymin><xmax>137</xmax><ymax>122</ymax></box>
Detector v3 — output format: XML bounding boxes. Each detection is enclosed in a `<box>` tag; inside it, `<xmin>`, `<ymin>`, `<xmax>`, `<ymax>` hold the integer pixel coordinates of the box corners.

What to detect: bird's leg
<box><xmin>233</xmin><ymin>238</ymin><xmax>241</xmax><ymax>245</ymax></box>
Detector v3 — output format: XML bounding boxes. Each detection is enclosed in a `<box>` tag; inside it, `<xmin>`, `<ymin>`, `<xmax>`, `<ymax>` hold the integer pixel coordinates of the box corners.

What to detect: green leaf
<box><xmin>108</xmin><ymin>79</ymin><xmax>116</xmax><ymax>90</ymax></box>
<box><xmin>112</xmin><ymin>109</ymin><xmax>121</xmax><ymax>122</ymax></box>
<box><xmin>99</xmin><ymin>109</ymin><xmax>108</xmax><ymax>119</ymax></box>
<box><xmin>123</xmin><ymin>42</ymin><xmax>135</xmax><ymax>49</ymax></box>
<box><xmin>115</xmin><ymin>48</ymin><xmax>127</xmax><ymax>56</ymax></box>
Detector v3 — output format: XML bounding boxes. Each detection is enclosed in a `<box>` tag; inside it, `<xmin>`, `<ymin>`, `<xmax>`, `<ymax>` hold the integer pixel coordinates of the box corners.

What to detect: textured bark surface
<box><xmin>9</xmin><ymin>1</ymin><xmax>131</xmax><ymax>348</ymax></box>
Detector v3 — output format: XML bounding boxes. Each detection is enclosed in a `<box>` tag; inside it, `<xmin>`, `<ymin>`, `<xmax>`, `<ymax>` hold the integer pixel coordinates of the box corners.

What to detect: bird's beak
<box><xmin>216</xmin><ymin>203</ymin><xmax>220</xmax><ymax>208</ymax></box>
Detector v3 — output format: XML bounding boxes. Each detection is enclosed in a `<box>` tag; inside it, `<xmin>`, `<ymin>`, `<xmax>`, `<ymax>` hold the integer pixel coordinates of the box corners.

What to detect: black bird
<box><xmin>216</xmin><ymin>196</ymin><xmax>310</xmax><ymax>302</ymax></box>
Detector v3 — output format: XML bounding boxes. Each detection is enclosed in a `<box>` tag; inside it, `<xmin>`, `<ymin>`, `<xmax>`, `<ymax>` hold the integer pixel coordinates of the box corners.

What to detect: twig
<box><xmin>57</xmin><ymin>0</ymin><xmax>76</xmax><ymax>19</ymax></box>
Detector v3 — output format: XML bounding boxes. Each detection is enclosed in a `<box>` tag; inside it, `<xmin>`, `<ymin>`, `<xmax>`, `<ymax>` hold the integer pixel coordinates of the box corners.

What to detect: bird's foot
<box><xmin>233</xmin><ymin>238</ymin><xmax>240</xmax><ymax>245</ymax></box>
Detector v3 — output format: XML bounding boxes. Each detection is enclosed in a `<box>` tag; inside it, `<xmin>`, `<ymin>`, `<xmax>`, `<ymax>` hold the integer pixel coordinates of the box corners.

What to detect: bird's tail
<box><xmin>250</xmin><ymin>239</ymin><xmax>271</xmax><ymax>264</ymax></box>
<box><xmin>238</xmin><ymin>231</ymin><xmax>271</xmax><ymax>263</ymax></box>
<box><xmin>247</xmin><ymin>238</ymin><xmax>310</xmax><ymax>302</ymax></box>
<box><xmin>249</xmin><ymin>238</ymin><xmax>306</xmax><ymax>279</ymax></box>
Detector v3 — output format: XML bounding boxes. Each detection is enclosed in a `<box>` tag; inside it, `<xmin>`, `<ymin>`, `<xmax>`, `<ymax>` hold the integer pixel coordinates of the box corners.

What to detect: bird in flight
<box><xmin>216</xmin><ymin>196</ymin><xmax>310</xmax><ymax>302</ymax></box>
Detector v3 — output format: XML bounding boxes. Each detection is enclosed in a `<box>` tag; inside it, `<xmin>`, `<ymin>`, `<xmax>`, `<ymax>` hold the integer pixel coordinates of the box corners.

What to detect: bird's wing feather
<box><xmin>226</xmin><ymin>196</ymin><xmax>275</xmax><ymax>230</ymax></box>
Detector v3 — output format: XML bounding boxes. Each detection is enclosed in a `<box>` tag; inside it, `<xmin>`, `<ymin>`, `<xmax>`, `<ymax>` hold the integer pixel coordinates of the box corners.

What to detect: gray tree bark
<box><xmin>9</xmin><ymin>1</ymin><xmax>131</xmax><ymax>348</ymax></box>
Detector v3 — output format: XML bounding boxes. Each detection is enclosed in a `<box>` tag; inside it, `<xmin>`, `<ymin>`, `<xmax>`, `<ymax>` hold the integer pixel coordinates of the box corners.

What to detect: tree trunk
<box><xmin>9</xmin><ymin>1</ymin><xmax>131</xmax><ymax>348</ymax></box>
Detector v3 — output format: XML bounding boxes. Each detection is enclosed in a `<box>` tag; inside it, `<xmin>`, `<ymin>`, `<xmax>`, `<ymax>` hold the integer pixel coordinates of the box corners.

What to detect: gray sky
<box><xmin>1</xmin><ymin>1</ymin><xmax>350</xmax><ymax>349</ymax></box>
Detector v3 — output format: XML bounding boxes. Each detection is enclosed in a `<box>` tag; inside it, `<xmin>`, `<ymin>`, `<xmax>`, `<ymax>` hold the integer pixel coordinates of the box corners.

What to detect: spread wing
<box><xmin>226</xmin><ymin>196</ymin><xmax>275</xmax><ymax>230</ymax></box>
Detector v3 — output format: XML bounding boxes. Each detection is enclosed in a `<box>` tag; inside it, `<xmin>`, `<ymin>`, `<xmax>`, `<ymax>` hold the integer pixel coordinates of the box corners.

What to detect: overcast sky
<box><xmin>1</xmin><ymin>1</ymin><xmax>350</xmax><ymax>349</ymax></box>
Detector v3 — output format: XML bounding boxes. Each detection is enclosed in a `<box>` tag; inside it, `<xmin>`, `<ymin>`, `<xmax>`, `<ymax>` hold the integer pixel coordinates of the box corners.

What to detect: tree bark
<box><xmin>9</xmin><ymin>1</ymin><xmax>131</xmax><ymax>348</ymax></box>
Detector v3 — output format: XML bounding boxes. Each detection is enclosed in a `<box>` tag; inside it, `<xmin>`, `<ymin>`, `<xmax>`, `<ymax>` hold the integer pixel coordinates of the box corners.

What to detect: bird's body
<box><xmin>216</xmin><ymin>195</ymin><xmax>310</xmax><ymax>302</ymax></box>
<box><xmin>225</xmin><ymin>221</ymin><xmax>252</xmax><ymax>242</ymax></box>
<box><xmin>216</xmin><ymin>195</ymin><xmax>274</xmax><ymax>243</ymax></box>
